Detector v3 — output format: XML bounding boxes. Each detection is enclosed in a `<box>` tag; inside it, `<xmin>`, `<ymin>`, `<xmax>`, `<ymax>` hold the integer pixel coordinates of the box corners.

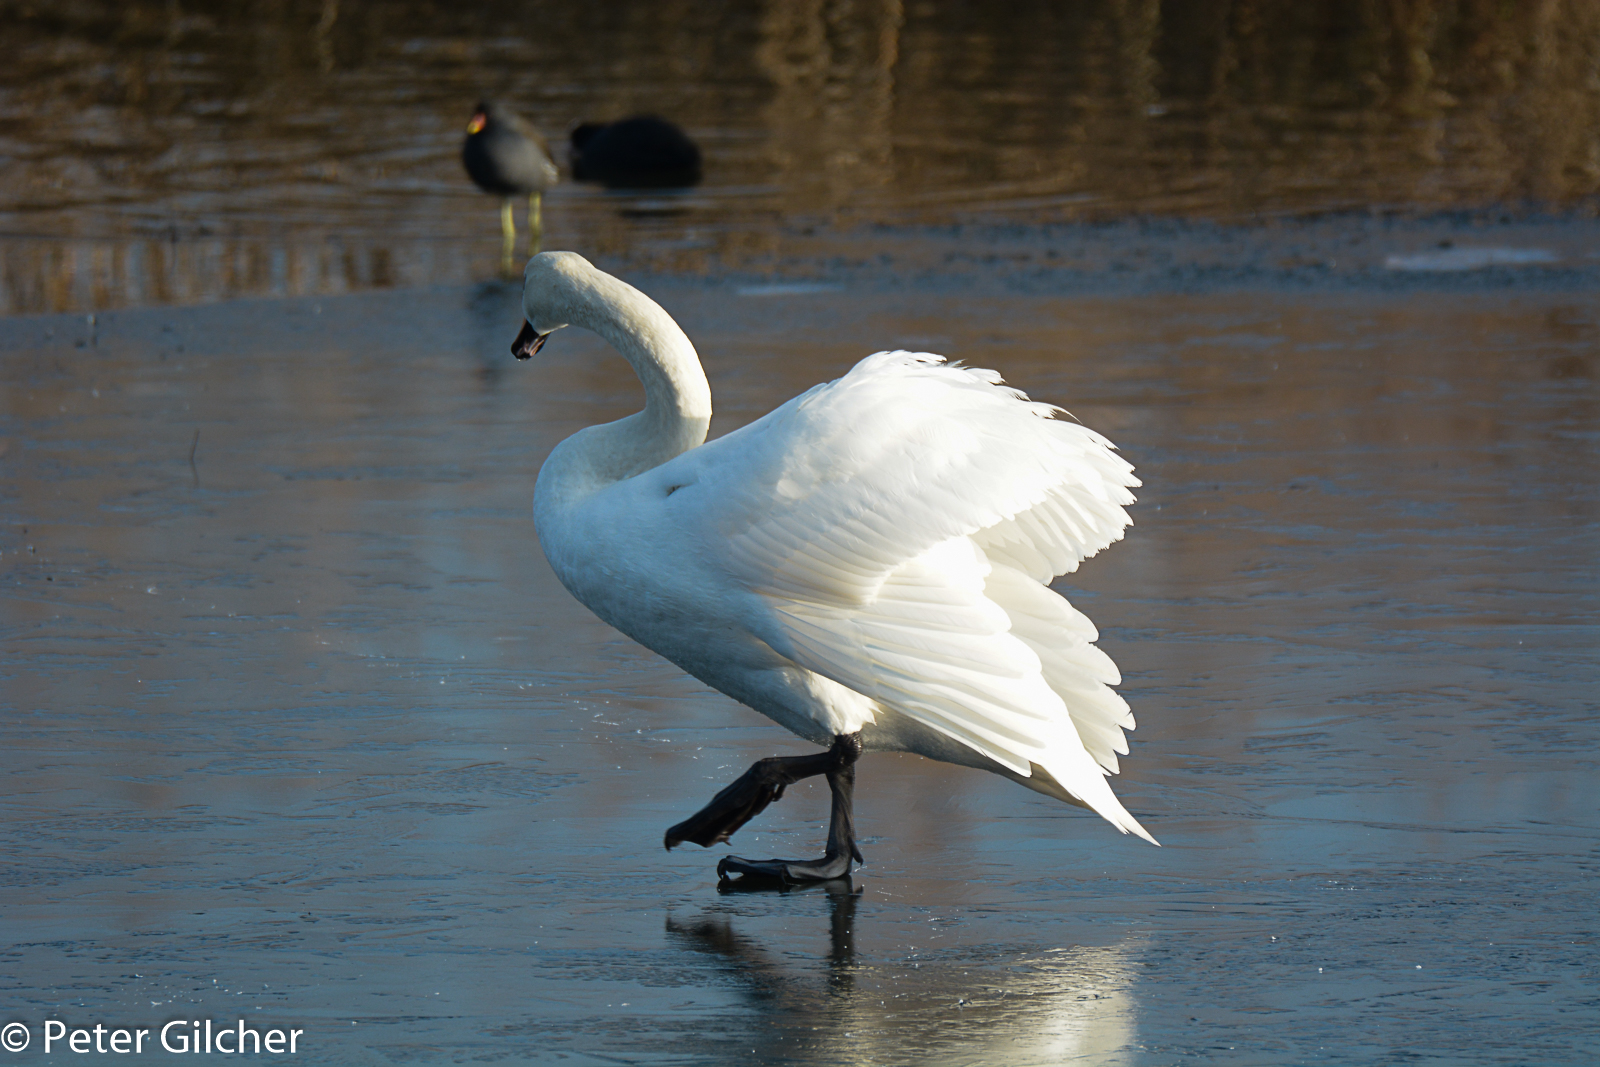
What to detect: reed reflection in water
<box><xmin>2</xmin><ymin>0</ymin><xmax>1597</xmax><ymax>313</ymax></box>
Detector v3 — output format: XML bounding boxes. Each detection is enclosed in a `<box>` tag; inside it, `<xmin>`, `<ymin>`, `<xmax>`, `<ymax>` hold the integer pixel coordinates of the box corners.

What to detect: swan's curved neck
<box><xmin>543</xmin><ymin>272</ymin><xmax>712</xmax><ymax>496</ymax></box>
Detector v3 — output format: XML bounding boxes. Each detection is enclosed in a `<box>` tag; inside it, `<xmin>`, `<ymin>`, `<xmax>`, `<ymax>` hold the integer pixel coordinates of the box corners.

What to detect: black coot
<box><xmin>462</xmin><ymin>101</ymin><xmax>558</xmax><ymax>265</ymax></box>
<box><xmin>570</xmin><ymin>116</ymin><xmax>701</xmax><ymax>188</ymax></box>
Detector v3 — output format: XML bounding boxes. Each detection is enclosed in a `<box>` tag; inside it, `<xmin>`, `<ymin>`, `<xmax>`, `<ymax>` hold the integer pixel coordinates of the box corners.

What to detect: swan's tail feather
<box><xmin>1036</xmin><ymin>748</ymin><xmax>1160</xmax><ymax>846</ymax></box>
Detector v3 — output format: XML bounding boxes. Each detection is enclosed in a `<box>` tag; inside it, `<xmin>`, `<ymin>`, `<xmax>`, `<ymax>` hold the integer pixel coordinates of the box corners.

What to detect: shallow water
<box><xmin>4</xmin><ymin>0</ymin><xmax>1599</xmax><ymax>313</ymax></box>
<box><xmin>3</xmin><ymin>276</ymin><xmax>1596</xmax><ymax>1064</ymax></box>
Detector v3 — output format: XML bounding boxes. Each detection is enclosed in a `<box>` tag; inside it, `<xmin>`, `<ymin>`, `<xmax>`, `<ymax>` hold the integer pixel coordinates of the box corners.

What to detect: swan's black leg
<box><xmin>665</xmin><ymin>734</ymin><xmax>864</xmax><ymax>885</ymax></box>
<box><xmin>716</xmin><ymin>760</ymin><xmax>864</xmax><ymax>884</ymax></box>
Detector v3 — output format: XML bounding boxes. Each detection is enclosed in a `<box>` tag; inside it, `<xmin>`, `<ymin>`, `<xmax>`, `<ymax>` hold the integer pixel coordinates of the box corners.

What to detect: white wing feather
<box><xmin>679</xmin><ymin>351</ymin><xmax>1153</xmax><ymax>842</ymax></box>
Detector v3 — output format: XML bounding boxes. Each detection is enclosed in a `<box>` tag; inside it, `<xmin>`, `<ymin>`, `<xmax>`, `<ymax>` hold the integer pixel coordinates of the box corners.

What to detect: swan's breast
<box><xmin>533</xmin><ymin>443</ymin><xmax>890</xmax><ymax>741</ymax></box>
<box><xmin>536</xmin><ymin>471</ymin><xmax>768</xmax><ymax>668</ymax></box>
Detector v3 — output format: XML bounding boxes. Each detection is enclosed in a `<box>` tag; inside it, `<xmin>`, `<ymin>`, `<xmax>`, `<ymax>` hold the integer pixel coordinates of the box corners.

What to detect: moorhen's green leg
<box><xmin>662</xmin><ymin>733</ymin><xmax>865</xmax><ymax>884</ymax></box>
<box><xmin>527</xmin><ymin>191</ymin><xmax>544</xmax><ymax>256</ymax></box>
<box><xmin>499</xmin><ymin>197</ymin><xmax>517</xmax><ymax>274</ymax></box>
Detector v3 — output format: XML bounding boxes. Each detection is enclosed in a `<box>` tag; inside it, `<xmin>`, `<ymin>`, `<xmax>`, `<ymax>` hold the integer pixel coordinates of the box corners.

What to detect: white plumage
<box><xmin>520</xmin><ymin>251</ymin><xmax>1156</xmax><ymax>862</ymax></box>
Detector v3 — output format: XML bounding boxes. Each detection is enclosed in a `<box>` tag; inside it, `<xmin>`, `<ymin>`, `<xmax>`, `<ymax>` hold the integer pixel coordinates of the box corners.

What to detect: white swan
<box><xmin>515</xmin><ymin>251</ymin><xmax>1156</xmax><ymax>883</ymax></box>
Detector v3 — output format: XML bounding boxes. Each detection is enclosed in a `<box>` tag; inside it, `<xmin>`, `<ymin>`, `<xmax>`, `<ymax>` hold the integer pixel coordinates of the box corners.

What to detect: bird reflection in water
<box><xmin>666</xmin><ymin>884</ymin><xmax>1141</xmax><ymax>1064</ymax></box>
<box><xmin>466</xmin><ymin>279</ymin><xmax>526</xmax><ymax>389</ymax></box>
<box><xmin>668</xmin><ymin>878</ymin><xmax>863</xmax><ymax>1004</ymax></box>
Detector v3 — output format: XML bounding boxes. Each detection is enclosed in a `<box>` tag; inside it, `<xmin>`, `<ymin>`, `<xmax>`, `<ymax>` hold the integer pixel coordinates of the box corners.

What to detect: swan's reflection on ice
<box><xmin>666</xmin><ymin>883</ymin><xmax>1140</xmax><ymax>1065</ymax></box>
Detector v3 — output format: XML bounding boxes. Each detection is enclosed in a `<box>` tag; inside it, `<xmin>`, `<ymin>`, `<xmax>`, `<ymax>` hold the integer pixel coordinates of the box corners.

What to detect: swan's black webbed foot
<box><xmin>715</xmin><ymin>871</ymin><xmax>857</xmax><ymax>896</ymax></box>
<box><xmin>665</xmin><ymin>733</ymin><xmax>864</xmax><ymax>885</ymax></box>
<box><xmin>714</xmin><ymin>740</ymin><xmax>865</xmax><ymax>887</ymax></box>
<box><xmin>663</xmin><ymin>770</ymin><xmax>783</xmax><ymax>849</ymax></box>
<box><xmin>716</xmin><ymin>839</ymin><xmax>863</xmax><ymax>885</ymax></box>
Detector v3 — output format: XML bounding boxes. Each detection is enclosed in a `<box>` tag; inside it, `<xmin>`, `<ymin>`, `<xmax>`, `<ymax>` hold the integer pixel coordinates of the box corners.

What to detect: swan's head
<box><xmin>512</xmin><ymin>251</ymin><xmax>595</xmax><ymax>360</ymax></box>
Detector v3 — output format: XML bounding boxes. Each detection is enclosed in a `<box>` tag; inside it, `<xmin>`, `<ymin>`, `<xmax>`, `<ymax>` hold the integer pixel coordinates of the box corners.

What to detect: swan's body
<box><xmin>518</xmin><ymin>252</ymin><xmax>1155</xmax><ymax>880</ymax></box>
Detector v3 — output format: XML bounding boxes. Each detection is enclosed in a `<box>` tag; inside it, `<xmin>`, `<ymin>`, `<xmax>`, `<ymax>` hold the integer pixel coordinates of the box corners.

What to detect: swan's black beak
<box><xmin>512</xmin><ymin>321</ymin><xmax>548</xmax><ymax>360</ymax></box>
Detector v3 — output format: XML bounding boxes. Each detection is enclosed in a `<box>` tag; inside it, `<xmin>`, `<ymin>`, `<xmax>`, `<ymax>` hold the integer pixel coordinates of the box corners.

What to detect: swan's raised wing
<box><xmin>676</xmin><ymin>351</ymin><xmax>1151</xmax><ymax>840</ymax></box>
<box><xmin>692</xmin><ymin>351</ymin><xmax>1136</xmax><ymax>604</ymax></box>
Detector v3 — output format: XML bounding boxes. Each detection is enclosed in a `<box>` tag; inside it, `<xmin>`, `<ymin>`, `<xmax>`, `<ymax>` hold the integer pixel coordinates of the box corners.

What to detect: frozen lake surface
<box><xmin>5</xmin><ymin>2</ymin><xmax>1599</xmax><ymax>1061</ymax></box>
<box><xmin>3</xmin><ymin>264</ymin><xmax>1596</xmax><ymax>1064</ymax></box>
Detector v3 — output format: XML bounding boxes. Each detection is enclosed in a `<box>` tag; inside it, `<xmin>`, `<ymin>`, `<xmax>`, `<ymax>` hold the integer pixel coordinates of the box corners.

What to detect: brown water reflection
<box><xmin>3</xmin><ymin>0</ymin><xmax>1598</xmax><ymax>313</ymax></box>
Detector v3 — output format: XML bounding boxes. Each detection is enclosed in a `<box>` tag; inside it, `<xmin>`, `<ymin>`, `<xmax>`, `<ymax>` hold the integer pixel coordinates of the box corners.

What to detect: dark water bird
<box><xmin>512</xmin><ymin>252</ymin><xmax>1157</xmax><ymax>886</ymax></box>
<box><xmin>462</xmin><ymin>101</ymin><xmax>558</xmax><ymax>269</ymax></box>
<box><xmin>569</xmin><ymin>115</ymin><xmax>702</xmax><ymax>188</ymax></box>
